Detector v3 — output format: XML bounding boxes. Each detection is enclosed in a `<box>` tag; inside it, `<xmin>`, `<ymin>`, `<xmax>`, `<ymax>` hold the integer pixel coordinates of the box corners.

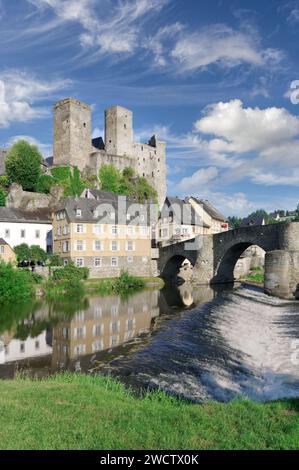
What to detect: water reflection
<box><xmin>0</xmin><ymin>283</ymin><xmax>298</xmax><ymax>403</ymax></box>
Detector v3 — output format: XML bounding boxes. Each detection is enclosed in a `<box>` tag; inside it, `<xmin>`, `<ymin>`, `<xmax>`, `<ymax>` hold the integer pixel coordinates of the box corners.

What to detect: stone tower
<box><xmin>53</xmin><ymin>98</ymin><xmax>92</xmax><ymax>171</ymax></box>
<box><xmin>105</xmin><ymin>106</ymin><xmax>133</xmax><ymax>156</ymax></box>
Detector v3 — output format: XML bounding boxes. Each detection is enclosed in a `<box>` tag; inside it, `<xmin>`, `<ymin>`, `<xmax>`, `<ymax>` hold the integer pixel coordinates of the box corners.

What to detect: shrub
<box><xmin>0</xmin><ymin>262</ymin><xmax>35</xmax><ymax>305</ymax></box>
<box><xmin>51</xmin><ymin>264</ymin><xmax>89</xmax><ymax>281</ymax></box>
<box><xmin>5</xmin><ymin>140</ymin><xmax>42</xmax><ymax>191</ymax></box>
<box><xmin>48</xmin><ymin>254</ymin><xmax>63</xmax><ymax>267</ymax></box>
<box><xmin>114</xmin><ymin>270</ymin><xmax>145</xmax><ymax>292</ymax></box>
<box><xmin>0</xmin><ymin>188</ymin><xmax>6</xmax><ymax>207</ymax></box>
<box><xmin>45</xmin><ymin>278</ymin><xmax>85</xmax><ymax>300</ymax></box>
<box><xmin>35</xmin><ymin>174</ymin><xmax>55</xmax><ymax>194</ymax></box>
<box><xmin>0</xmin><ymin>175</ymin><xmax>9</xmax><ymax>189</ymax></box>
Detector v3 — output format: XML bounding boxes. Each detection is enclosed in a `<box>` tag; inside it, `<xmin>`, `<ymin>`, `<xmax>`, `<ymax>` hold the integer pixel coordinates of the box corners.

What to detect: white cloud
<box><xmin>176</xmin><ymin>167</ymin><xmax>218</xmax><ymax>193</ymax></box>
<box><xmin>28</xmin><ymin>0</ymin><xmax>168</xmax><ymax>57</ymax></box>
<box><xmin>5</xmin><ymin>135</ymin><xmax>52</xmax><ymax>157</ymax></box>
<box><xmin>192</xmin><ymin>99</ymin><xmax>299</xmax><ymax>187</ymax></box>
<box><xmin>0</xmin><ymin>70</ymin><xmax>71</xmax><ymax>127</ymax></box>
<box><xmin>170</xmin><ymin>25</ymin><xmax>282</xmax><ymax>72</ymax></box>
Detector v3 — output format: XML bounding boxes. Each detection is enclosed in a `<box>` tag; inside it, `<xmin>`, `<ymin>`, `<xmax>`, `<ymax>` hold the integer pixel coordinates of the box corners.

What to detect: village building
<box><xmin>53</xmin><ymin>192</ymin><xmax>153</xmax><ymax>278</ymax></box>
<box><xmin>241</xmin><ymin>215</ymin><xmax>266</xmax><ymax>227</ymax></box>
<box><xmin>156</xmin><ymin>197</ymin><xmax>209</xmax><ymax>248</ymax></box>
<box><xmin>0</xmin><ymin>207</ymin><xmax>52</xmax><ymax>253</ymax></box>
<box><xmin>187</xmin><ymin>197</ymin><xmax>228</xmax><ymax>234</ymax></box>
<box><xmin>0</xmin><ymin>238</ymin><xmax>16</xmax><ymax>264</ymax></box>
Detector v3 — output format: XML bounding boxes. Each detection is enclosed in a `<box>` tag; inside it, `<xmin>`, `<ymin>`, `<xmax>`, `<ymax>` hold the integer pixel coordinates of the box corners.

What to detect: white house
<box><xmin>0</xmin><ymin>207</ymin><xmax>52</xmax><ymax>252</ymax></box>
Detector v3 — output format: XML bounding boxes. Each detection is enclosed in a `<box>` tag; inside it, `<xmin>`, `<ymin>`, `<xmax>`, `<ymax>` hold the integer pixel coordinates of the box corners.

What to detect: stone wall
<box><xmin>0</xmin><ymin>149</ymin><xmax>7</xmax><ymax>175</ymax></box>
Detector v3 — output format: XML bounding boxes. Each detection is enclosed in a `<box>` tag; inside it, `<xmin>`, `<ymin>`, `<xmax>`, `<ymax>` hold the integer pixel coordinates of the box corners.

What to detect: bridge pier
<box><xmin>264</xmin><ymin>250</ymin><xmax>299</xmax><ymax>299</ymax></box>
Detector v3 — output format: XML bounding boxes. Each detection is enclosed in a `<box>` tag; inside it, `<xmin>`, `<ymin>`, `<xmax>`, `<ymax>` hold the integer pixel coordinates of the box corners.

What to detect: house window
<box><xmin>74</xmin><ymin>345</ymin><xmax>86</xmax><ymax>356</ymax></box>
<box><xmin>92</xmin><ymin>341</ymin><xmax>103</xmax><ymax>352</ymax></box>
<box><xmin>74</xmin><ymin>327</ymin><xmax>86</xmax><ymax>339</ymax></box>
<box><xmin>93</xmin><ymin>240</ymin><xmax>102</xmax><ymax>251</ymax></box>
<box><xmin>111</xmin><ymin>225</ymin><xmax>118</xmax><ymax>235</ymax></box>
<box><xmin>63</xmin><ymin>259</ymin><xmax>69</xmax><ymax>266</ymax></box>
<box><xmin>4</xmin><ymin>229</ymin><xmax>10</xmax><ymax>238</ymax></box>
<box><xmin>141</xmin><ymin>226</ymin><xmax>148</xmax><ymax>236</ymax></box>
<box><xmin>76</xmin><ymin>240</ymin><xmax>84</xmax><ymax>251</ymax></box>
<box><xmin>76</xmin><ymin>258</ymin><xmax>84</xmax><ymax>267</ymax></box>
<box><xmin>76</xmin><ymin>224</ymin><xmax>83</xmax><ymax>233</ymax></box>
<box><xmin>35</xmin><ymin>341</ymin><xmax>40</xmax><ymax>350</ymax></box>
<box><xmin>35</xmin><ymin>230</ymin><xmax>40</xmax><ymax>239</ymax></box>
<box><xmin>94</xmin><ymin>257</ymin><xmax>101</xmax><ymax>267</ymax></box>
<box><xmin>93</xmin><ymin>324</ymin><xmax>102</xmax><ymax>337</ymax></box>
<box><xmin>76</xmin><ymin>209</ymin><xmax>82</xmax><ymax>217</ymax></box>
<box><xmin>110</xmin><ymin>321</ymin><xmax>119</xmax><ymax>334</ymax></box>
<box><xmin>20</xmin><ymin>343</ymin><xmax>25</xmax><ymax>353</ymax></box>
<box><xmin>93</xmin><ymin>224</ymin><xmax>102</xmax><ymax>235</ymax></box>
<box><xmin>21</xmin><ymin>229</ymin><xmax>26</xmax><ymax>238</ymax></box>
<box><xmin>111</xmin><ymin>240</ymin><xmax>118</xmax><ymax>251</ymax></box>
<box><xmin>127</xmin><ymin>256</ymin><xmax>133</xmax><ymax>263</ymax></box>
<box><xmin>126</xmin><ymin>241</ymin><xmax>134</xmax><ymax>251</ymax></box>
<box><xmin>127</xmin><ymin>226</ymin><xmax>135</xmax><ymax>236</ymax></box>
<box><xmin>111</xmin><ymin>257</ymin><xmax>118</xmax><ymax>267</ymax></box>
<box><xmin>62</xmin><ymin>241</ymin><xmax>69</xmax><ymax>253</ymax></box>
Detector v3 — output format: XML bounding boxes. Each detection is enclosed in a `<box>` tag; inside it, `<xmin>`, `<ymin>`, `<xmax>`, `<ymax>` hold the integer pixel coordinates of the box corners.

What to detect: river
<box><xmin>0</xmin><ymin>283</ymin><xmax>298</xmax><ymax>402</ymax></box>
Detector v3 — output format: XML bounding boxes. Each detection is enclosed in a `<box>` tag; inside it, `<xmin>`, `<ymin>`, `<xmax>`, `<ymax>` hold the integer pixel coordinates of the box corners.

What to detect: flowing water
<box><xmin>0</xmin><ymin>283</ymin><xmax>298</xmax><ymax>402</ymax></box>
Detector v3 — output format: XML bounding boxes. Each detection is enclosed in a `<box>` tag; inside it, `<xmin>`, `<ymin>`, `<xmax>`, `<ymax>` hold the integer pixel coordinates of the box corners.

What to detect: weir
<box><xmin>158</xmin><ymin>222</ymin><xmax>299</xmax><ymax>300</ymax></box>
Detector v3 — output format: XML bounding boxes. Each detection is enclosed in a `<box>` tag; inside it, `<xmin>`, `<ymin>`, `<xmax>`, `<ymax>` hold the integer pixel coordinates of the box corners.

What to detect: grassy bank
<box><xmin>0</xmin><ymin>374</ymin><xmax>298</xmax><ymax>450</ymax></box>
<box><xmin>241</xmin><ymin>267</ymin><xmax>264</xmax><ymax>285</ymax></box>
<box><xmin>85</xmin><ymin>275</ymin><xmax>164</xmax><ymax>296</ymax></box>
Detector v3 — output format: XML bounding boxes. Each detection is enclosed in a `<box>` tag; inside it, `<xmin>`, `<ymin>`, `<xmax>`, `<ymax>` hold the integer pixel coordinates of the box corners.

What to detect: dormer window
<box><xmin>76</xmin><ymin>209</ymin><xmax>82</xmax><ymax>217</ymax></box>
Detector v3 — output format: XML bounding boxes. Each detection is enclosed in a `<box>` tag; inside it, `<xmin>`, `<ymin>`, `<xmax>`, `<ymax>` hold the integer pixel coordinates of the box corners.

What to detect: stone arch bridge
<box><xmin>158</xmin><ymin>222</ymin><xmax>299</xmax><ymax>300</ymax></box>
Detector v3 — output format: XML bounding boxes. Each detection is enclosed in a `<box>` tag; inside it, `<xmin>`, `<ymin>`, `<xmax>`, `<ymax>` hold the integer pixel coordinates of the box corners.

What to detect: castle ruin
<box><xmin>52</xmin><ymin>98</ymin><xmax>167</xmax><ymax>206</ymax></box>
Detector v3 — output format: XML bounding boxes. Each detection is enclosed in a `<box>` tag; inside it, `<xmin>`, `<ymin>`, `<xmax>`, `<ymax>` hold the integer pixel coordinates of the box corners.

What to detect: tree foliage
<box><xmin>14</xmin><ymin>244</ymin><xmax>47</xmax><ymax>264</ymax></box>
<box><xmin>98</xmin><ymin>165</ymin><xmax>158</xmax><ymax>203</ymax></box>
<box><xmin>0</xmin><ymin>262</ymin><xmax>35</xmax><ymax>305</ymax></box>
<box><xmin>5</xmin><ymin>140</ymin><xmax>42</xmax><ymax>191</ymax></box>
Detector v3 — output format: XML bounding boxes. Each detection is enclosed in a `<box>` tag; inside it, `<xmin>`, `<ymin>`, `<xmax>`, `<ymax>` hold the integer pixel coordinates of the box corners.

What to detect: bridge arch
<box><xmin>212</xmin><ymin>225</ymin><xmax>280</xmax><ymax>284</ymax></box>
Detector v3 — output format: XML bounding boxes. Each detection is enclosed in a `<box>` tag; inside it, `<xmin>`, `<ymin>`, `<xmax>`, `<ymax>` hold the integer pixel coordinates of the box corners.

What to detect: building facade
<box><xmin>51</xmin><ymin>98</ymin><xmax>167</xmax><ymax>207</ymax></box>
<box><xmin>188</xmin><ymin>197</ymin><xmax>228</xmax><ymax>234</ymax></box>
<box><xmin>0</xmin><ymin>207</ymin><xmax>52</xmax><ymax>252</ymax></box>
<box><xmin>156</xmin><ymin>197</ymin><xmax>209</xmax><ymax>248</ymax></box>
<box><xmin>0</xmin><ymin>238</ymin><xmax>16</xmax><ymax>264</ymax></box>
<box><xmin>53</xmin><ymin>193</ymin><xmax>153</xmax><ymax>278</ymax></box>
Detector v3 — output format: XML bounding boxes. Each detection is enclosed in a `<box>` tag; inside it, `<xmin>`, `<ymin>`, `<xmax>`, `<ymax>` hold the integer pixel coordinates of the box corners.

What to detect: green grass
<box><xmin>85</xmin><ymin>274</ymin><xmax>164</xmax><ymax>296</ymax></box>
<box><xmin>242</xmin><ymin>267</ymin><xmax>264</xmax><ymax>284</ymax></box>
<box><xmin>0</xmin><ymin>374</ymin><xmax>298</xmax><ymax>450</ymax></box>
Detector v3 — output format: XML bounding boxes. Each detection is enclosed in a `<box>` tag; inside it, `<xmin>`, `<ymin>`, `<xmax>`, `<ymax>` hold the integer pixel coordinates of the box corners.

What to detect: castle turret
<box><xmin>53</xmin><ymin>98</ymin><xmax>92</xmax><ymax>171</ymax></box>
<box><xmin>105</xmin><ymin>106</ymin><xmax>133</xmax><ymax>156</ymax></box>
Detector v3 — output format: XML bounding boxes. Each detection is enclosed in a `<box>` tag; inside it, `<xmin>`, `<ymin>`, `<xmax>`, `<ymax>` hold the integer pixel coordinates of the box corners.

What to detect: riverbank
<box><xmin>0</xmin><ymin>374</ymin><xmax>298</xmax><ymax>450</ymax></box>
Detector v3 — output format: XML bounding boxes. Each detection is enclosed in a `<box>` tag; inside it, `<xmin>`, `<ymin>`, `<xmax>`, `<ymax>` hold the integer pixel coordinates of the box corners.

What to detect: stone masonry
<box><xmin>52</xmin><ymin>98</ymin><xmax>167</xmax><ymax>207</ymax></box>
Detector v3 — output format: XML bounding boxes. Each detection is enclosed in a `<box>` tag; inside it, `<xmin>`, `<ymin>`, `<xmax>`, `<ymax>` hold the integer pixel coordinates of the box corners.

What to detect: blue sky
<box><xmin>1</xmin><ymin>0</ymin><xmax>299</xmax><ymax>216</ymax></box>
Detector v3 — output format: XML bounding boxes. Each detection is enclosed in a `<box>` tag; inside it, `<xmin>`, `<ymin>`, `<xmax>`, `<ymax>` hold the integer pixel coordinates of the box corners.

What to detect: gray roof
<box><xmin>0</xmin><ymin>149</ymin><xmax>7</xmax><ymax>175</ymax></box>
<box><xmin>0</xmin><ymin>238</ymin><xmax>8</xmax><ymax>245</ymax></box>
<box><xmin>241</xmin><ymin>215</ymin><xmax>265</xmax><ymax>227</ymax></box>
<box><xmin>43</xmin><ymin>156</ymin><xmax>54</xmax><ymax>167</ymax></box>
<box><xmin>162</xmin><ymin>197</ymin><xmax>209</xmax><ymax>227</ymax></box>
<box><xmin>0</xmin><ymin>207</ymin><xmax>52</xmax><ymax>224</ymax></box>
<box><xmin>190</xmin><ymin>197</ymin><xmax>227</xmax><ymax>222</ymax></box>
<box><xmin>57</xmin><ymin>195</ymin><xmax>151</xmax><ymax>225</ymax></box>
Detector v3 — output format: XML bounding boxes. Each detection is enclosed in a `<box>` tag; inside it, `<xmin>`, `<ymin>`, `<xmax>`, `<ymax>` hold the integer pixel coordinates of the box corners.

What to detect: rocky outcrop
<box><xmin>6</xmin><ymin>183</ymin><xmax>63</xmax><ymax>212</ymax></box>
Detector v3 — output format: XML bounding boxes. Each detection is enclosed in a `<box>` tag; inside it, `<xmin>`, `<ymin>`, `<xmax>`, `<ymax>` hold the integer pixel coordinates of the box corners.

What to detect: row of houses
<box><xmin>0</xmin><ymin>189</ymin><xmax>228</xmax><ymax>276</ymax></box>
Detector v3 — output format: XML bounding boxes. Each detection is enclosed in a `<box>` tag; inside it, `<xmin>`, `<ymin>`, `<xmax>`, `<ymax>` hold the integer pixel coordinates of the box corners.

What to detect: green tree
<box><xmin>30</xmin><ymin>245</ymin><xmax>47</xmax><ymax>264</ymax></box>
<box><xmin>99</xmin><ymin>164</ymin><xmax>121</xmax><ymax>193</ymax></box>
<box><xmin>5</xmin><ymin>140</ymin><xmax>42</xmax><ymax>191</ymax></box>
<box><xmin>0</xmin><ymin>262</ymin><xmax>35</xmax><ymax>305</ymax></box>
<box><xmin>14</xmin><ymin>244</ymin><xmax>31</xmax><ymax>264</ymax></box>
<box><xmin>0</xmin><ymin>188</ymin><xmax>6</xmax><ymax>207</ymax></box>
<box><xmin>228</xmin><ymin>216</ymin><xmax>242</xmax><ymax>229</ymax></box>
